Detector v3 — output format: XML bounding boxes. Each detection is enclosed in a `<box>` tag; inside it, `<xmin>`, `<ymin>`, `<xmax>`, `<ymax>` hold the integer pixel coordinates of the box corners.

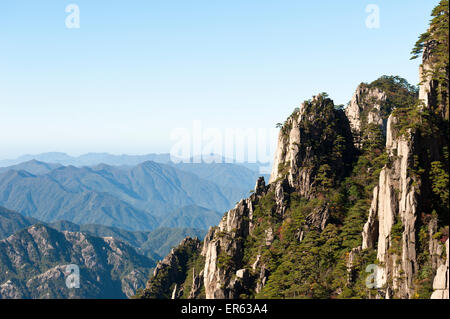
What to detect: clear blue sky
<box><xmin>0</xmin><ymin>0</ymin><xmax>437</xmax><ymax>159</ymax></box>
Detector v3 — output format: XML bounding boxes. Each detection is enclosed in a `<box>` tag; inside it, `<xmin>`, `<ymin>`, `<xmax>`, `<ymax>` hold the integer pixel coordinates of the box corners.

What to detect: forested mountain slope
<box><xmin>138</xmin><ymin>1</ymin><xmax>449</xmax><ymax>300</ymax></box>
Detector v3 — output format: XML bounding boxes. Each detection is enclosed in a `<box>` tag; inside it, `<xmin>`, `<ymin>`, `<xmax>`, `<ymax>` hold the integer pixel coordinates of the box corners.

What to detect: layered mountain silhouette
<box><xmin>0</xmin><ymin>152</ymin><xmax>174</xmax><ymax>168</ymax></box>
<box><xmin>0</xmin><ymin>206</ymin><xmax>205</xmax><ymax>261</ymax></box>
<box><xmin>0</xmin><ymin>159</ymin><xmax>266</xmax><ymax>231</ymax></box>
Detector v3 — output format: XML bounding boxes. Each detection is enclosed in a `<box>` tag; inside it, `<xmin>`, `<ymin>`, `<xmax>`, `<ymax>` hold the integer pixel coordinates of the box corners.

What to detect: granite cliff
<box><xmin>138</xmin><ymin>1</ymin><xmax>448</xmax><ymax>300</ymax></box>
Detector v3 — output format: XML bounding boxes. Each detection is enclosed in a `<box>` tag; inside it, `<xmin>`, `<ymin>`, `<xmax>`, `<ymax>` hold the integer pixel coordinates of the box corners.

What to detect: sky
<box><xmin>0</xmin><ymin>0</ymin><xmax>437</xmax><ymax>160</ymax></box>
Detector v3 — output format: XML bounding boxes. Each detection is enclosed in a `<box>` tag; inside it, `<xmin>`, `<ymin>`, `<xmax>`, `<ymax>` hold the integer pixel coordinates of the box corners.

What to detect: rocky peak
<box><xmin>254</xmin><ymin>176</ymin><xmax>266</xmax><ymax>195</ymax></box>
<box><xmin>153</xmin><ymin>237</ymin><xmax>201</xmax><ymax>278</ymax></box>
<box><xmin>200</xmin><ymin>94</ymin><xmax>358</xmax><ymax>299</ymax></box>
<box><xmin>269</xmin><ymin>94</ymin><xmax>356</xmax><ymax>198</ymax></box>
<box><xmin>139</xmin><ymin>6</ymin><xmax>448</xmax><ymax>298</ymax></box>
<box><xmin>345</xmin><ymin>84</ymin><xmax>388</xmax><ymax>141</ymax></box>
<box><xmin>202</xmin><ymin>188</ymin><xmax>266</xmax><ymax>298</ymax></box>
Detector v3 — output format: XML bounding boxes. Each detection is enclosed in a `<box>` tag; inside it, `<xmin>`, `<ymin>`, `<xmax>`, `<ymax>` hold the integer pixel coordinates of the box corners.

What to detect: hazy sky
<box><xmin>0</xmin><ymin>0</ymin><xmax>436</xmax><ymax>160</ymax></box>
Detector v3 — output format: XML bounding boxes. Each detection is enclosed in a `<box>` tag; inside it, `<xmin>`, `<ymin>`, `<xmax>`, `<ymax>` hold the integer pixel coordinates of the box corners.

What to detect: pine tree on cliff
<box><xmin>411</xmin><ymin>0</ymin><xmax>449</xmax><ymax>119</ymax></box>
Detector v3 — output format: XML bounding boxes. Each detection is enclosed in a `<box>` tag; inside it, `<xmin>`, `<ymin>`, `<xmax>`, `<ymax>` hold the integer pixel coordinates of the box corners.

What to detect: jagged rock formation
<box><xmin>140</xmin><ymin>75</ymin><xmax>447</xmax><ymax>299</ymax></box>
<box><xmin>360</xmin><ymin>114</ymin><xmax>419</xmax><ymax>298</ymax></box>
<box><xmin>359</xmin><ymin>5</ymin><xmax>449</xmax><ymax>298</ymax></box>
<box><xmin>430</xmin><ymin>239</ymin><xmax>449</xmax><ymax>299</ymax></box>
<box><xmin>139</xmin><ymin>2</ymin><xmax>448</xmax><ymax>300</ymax></box>
<box><xmin>139</xmin><ymin>237</ymin><xmax>202</xmax><ymax>299</ymax></box>
<box><xmin>0</xmin><ymin>206</ymin><xmax>206</xmax><ymax>262</ymax></box>
<box><xmin>202</xmin><ymin>177</ymin><xmax>268</xmax><ymax>298</ymax></box>
<box><xmin>0</xmin><ymin>224</ymin><xmax>154</xmax><ymax>299</ymax></box>
<box><xmin>269</xmin><ymin>95</ymin><xmax>356</xmax><ymax>196</ymax></box>
<box><xmin>140</xmin><ymin>70</ymin><xmax>447</xmax><ymax>299</ymax></box>
<box><xmin>141</xmin><ymin>94</ymin><xmax>360</xmax><ymax>299</ymax></box>
<box><xmin>345</xmin><ymin>84</ymin><xmax>388</xmax><ymax>140</ymax></box>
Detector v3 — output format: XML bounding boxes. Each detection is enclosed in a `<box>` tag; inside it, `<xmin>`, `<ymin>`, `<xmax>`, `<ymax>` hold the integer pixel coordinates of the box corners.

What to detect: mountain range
<box><xmin>0</xmin><ymin>159</ymin><xmax>267</xmax><ymax>231</ymax></box>
<box><xmin>0</xmin><ymin>206</ymin><xmax>209</xmax><ymax>298</ymax></box>
<box><xmin>0</xmin><ymin>206</ymin><xmax>205</xmax><ymax>261</ymax></box>
<box><xmin>0</xmin><ymin>152</ymin><xmax>268</xmax><ymax>173</ymax></box>
<box><xmin>2</xmin><ymin>1</ymin><xmax>448</xmax><ymax>301</ymax></box>
<box><xmin>0</xmin><ymin>223</ymin><xmax>154</xmax><ymax>299</ymax></box>
<box><xmin>0</xmin><ymin>152</ymin><xmax>174</xmax><ymax>168</ymax></box>
<box><xmin>0</xmin><ymin>153</ymin><xmax>268</xmax><ymax>299</ymax></box>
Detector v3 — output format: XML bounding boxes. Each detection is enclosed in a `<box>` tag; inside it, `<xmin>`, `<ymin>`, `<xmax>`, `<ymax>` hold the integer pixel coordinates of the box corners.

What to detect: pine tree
<box><xmin>411</xmin><ymin>0</ymin><xmax>449</xmax><ymax>119</ymax></box>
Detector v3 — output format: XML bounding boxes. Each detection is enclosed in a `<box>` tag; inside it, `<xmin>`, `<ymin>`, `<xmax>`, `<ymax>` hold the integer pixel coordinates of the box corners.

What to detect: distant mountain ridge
<box><xmin>0</xmin><ymin>206</ymin><xmax>206</xmax><ymax>261</ymax></box>
<box><xmin>0</xmin><ymin>160</ymin><xmax>63</xmax><ymax>175</ymax></box>
<box><xmin>0</xmin><ymin>160</ymin><xmax>264</xmax><ymax>231</ymax></box>
<box><xmin>0</xmin><ymin>206</ymin><xmax>40</xmax><ymax>239</ymax></box>
<box><xmin>0</xmin><ymin>152</ymin><xmax>270</xmax><ymax>173</ymax></box>
<box><xmin>0</xmin><ymin>152</ymin><xmax>174</xmax><ymax>168</ymax></box>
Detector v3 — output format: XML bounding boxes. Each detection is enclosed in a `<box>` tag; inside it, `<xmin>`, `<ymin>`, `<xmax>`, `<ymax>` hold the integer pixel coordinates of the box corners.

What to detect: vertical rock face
<box><xmin>201</xmin><ymin>95</ymin><xmax>356</xmax><ymax>299</ymax></box>
<box><xmin>360</xmin><ymin>31</ymin><xmax>448</xmax><ymax>299</ymax></box>
<box><xmin>269</xmin><ymin>95</ymin><xmax>355</xmax><ymax>197</ymax></box>
<box><xmin>430</xmin><ymin>239</ymin><xmax>449</xmax><ymax>299</ymax></box>
<box><xmin>201</xmin><ymin>169</ymin><xmax>298</xmax><ymax>299</ymax></box>
<box><xmin>269</xmin><ymin>105</ymin><xmax>303</xmax><ymax>185</ymax></box>
<box><xmin>141</xmin><ymin>26</ymin><xmax>447</xmax><ymax>298</ymax></box>
<box><xmin>362</xmin><ymin>187</ymin><xmax>379</xmax><ymax>250</ymax></box>
<box><xmin>361</xmin><ymin>115</ymin><xmax>419</xmax><ymax>298</ymax></box>
<box><xmin>345</xmin><ymin>84</ymin><xmax>389</xmax><ymax>141</ymax></box>
<box><xmin>417</xmin><ymin>38</ymin><xmax>448</xmax><ymax>120</ymax></box>
<box><xmin>202</xmin><ymin>178</ymin><xmax>268</xmax><ymax>299</ymax></box>
<box><xmin>419</xmin><ymin>62</ymin><xmax>434</xmax><ymax>107</ymax></box>
<box><xmin>141</xmin><ymin>74</ymin><xmax>444</xmax><ymax>299</ymax></box>
<box><xmin>188</xmin><ymin>267</ymin><xmax>204</xmax><ymax>299</ymax></box>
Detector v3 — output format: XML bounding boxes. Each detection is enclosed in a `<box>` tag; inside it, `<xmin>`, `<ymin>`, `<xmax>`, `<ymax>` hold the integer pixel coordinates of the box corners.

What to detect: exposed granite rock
<box><xmin>255</xmin><ymin>266</ymin><xmax>269</xmax><ymax>294</ymax></box>
<box><xmin>360</xmin><ymin>113</ymin><xmax>419</xmax><ymax>298</ymax></box>
<box><xmin>360</xmin><ymin>34</ymin><xmax>448</xmax><ymax>299</ymax></box>
<box><xmin>419</xmin><ymin>61</ymin><xmax>434</xmax><ymax>107</ymax></box>
<box><xmin>362</xmin><ymin>186</ymin><xmax>379</xmax><ymax>249</ymax></box>
<box><xmin>269</xmin><ymin>107</ymin><xmax>303</xmax><ymax>185</ymax></box>
<box><xmin>188</xmin><ymin>268</ymin><xmax>204</xmax><ymax>299</ymax></box>
<box><xmin>431</xmin><ymin>239</ymin><xmax>449</xmax><ymax>299</ymax></box>
<box><xmin>202</xmin><ymin>176</ymin><xmax>273</xmax><ymax>298</ymax></box>
<box><xmin>306</xmin><ymin>204</ymin><xmax>330</xmax><ymax>231</ymax></box>
<box><xmin>141</xmin><ymin>51</ymin><xmax>445</xmax><ymax>300</ymax></box>
<box><xmin>201</xmin><ymin>94</ymin><xmax>356</xmax><ymax>299</ymax></box>
<box><xmin>0</xmin><ymin>279</ymin><xmax>28</xmax><ymax>299</ymax></box>
<box><xmin>203</xmin><ymin>198</ymin><xmax>253</xmax><ymax>299</ymax></box>
<box><xmin>269</xmin><ymin>95</ymin><xmax>355</xmax><ymax>198</ymax></box>
<box><xmin>171</xmin><ymin>284</ymin><xmax>183</xmax><ymax>299</ymax></box>
<box><xmin>345</xmin><ymin>84</ymin><xmax>389</xmax><ymax>142</ymax></box>
<box><xmin>0</xmin><ymin>224</ymin><xmax>154</xmax><ymax>299</ymax></box>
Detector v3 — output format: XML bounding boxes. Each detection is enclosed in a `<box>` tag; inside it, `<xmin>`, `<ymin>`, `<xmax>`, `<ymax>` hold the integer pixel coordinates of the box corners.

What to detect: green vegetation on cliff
<box><xmin>412</xmin><ymin>0</ymin><xmax>449</xmax><ymax>119</ymax></box>
<box><xmin>135</xmin><ymin>237</ymin><xmax>203</xmax><ymax>299</ymax></box>
<box><xmin>138</xmin><ymin>1</ymin><xmax>449</xmax><ymax>300</ymax></box>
